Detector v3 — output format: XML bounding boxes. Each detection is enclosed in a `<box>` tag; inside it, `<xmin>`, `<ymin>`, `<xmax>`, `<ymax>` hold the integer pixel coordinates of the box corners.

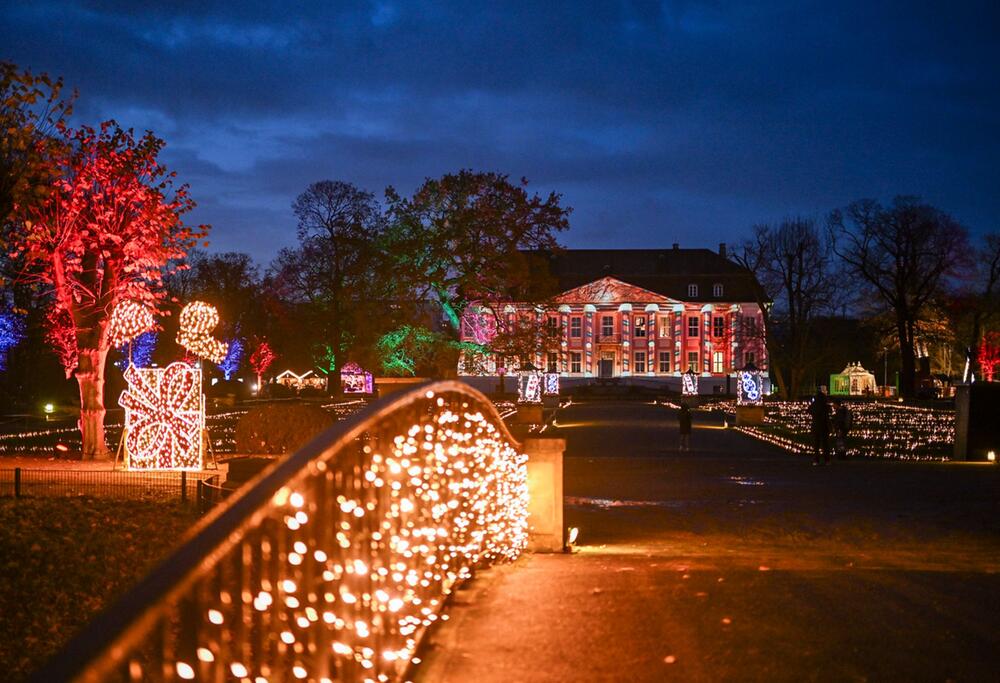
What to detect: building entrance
<box><xmin>599</xmin><ymin>352</ymin><xmax>615</xmax><ymax>378</ymax></box>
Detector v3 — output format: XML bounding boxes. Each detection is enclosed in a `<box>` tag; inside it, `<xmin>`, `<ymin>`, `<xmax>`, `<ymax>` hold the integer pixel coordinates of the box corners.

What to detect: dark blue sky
<box><xmin>3</xmin><ymin>1</ymin><xmax>998</xmax><ymax>263</ymax></box>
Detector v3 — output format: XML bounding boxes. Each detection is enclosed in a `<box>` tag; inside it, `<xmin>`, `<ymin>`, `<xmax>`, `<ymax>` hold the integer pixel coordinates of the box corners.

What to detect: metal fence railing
<box><xmin>0</xmin><ymin>468</ymin><xmax>221</xmax><ymax>504</ymax></box>
<box><xmin>34</xmin><ymin>380</ymin><xmax>529</xmax><ymax>683</ymax></box>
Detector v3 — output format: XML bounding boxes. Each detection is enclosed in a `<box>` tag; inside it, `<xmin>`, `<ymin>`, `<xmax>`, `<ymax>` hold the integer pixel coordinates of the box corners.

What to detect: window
<box><xmin>713</xmin><ymin>351</ymin><xmax>724</xmax><ymax>373</ymax></box>
<box><xmin>570</xmin><ymin>352</ymin><xmax>582</xmax><ymax>373</ymax></box>
<box><xmin>688</xmin><ymin>284</ymin><xmax>698</xmax><ymax>297</ymax></box>
<box><xmin>546</xmin><ymin>352</ymin><xmax>558</xmax><ymax>373</ymax></box>
<box><xmin>713</xmin><ymin>283</ymin><xmax>724</xmax><ymax>297</ymax></box>
<box><xmin>634</xmin><ymin>351</ymin><xmax>646</xmax><ymax>373</ymax></box>
<box><xmin>634</xmin><ymin>315</ymin><xmax>646</xmax><ymax>337</ymax></box>
<box><xmin>744</xmin><ymin>316</ymin><xmax>758</xmax><ymax>338</ymax></box>
<box><xmin>713</xmin><ymin>316</ymin><xmax>725</xmax><ymax>338</ymax></box>
<box><xmin>658</xmin><ymin>314</ymin><xmax>669</xmax><ymax>336</ymax></box>
<box><xmin>570</xmin><ymin>316</ymin><xmax>582</xmax><ymax>338</ymax></box>
<box><xmin>745</xmin><ymin>351</ymin><xmax>756</xmax><ymax>367</ymax></box>
<box><xmin>687</xmin><ymin>316</ymin><xmax>699</xmax><ymax>337</ymax></box>
<box><xmin>687</xmin><ymin>351</ymin><xmax>699</xmax><ymax>372</ymax></box>
<box><xmin>658</xmin><ymin>351</ymin><xmax>671</xmax><ymax>373</ymax></box>
<box><xmin>601</xmin><ymin>315</ymin><xmax>614</xmax><ymax>337</ymax></box>
<box><xmin>547</xmin><ymin>316</ymin><xmax>558</xmax><ymax>330</ymax></box>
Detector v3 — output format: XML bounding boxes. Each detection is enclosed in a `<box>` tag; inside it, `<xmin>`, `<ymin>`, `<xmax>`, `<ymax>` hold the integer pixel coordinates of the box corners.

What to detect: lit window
<box><xmin>713</xmin><ymin>316</ymin><xmax>724</xmax><ymax>338</ymax></box>
<box><xmin>658</xmin><ymin>315</ymin><xmax>669</xmax><ymax>336</ymax></box>
<box><xmin>713</xmin><ymin>351</ymin><xmax>724</xmax><ymax>373</ymax></box>
<box><xmin>634</xmin><ymin>316</ymin><xmax>646</xmax><ymax>337</ymax></box>
<box><xmin>546</xmin><ymin>352</ymin><xmax>558</xmax><ymax>373</ymax></box>
<box><xmin>713</xmin><ymin>283</ymin><xmax>723</xmax><ymax>297</ymax></box>
<box><xmin>570</xmin><ymin>352</ymin><xmax>582</xmax><ymax>373</ymax></box>
<box><xmin>687</xmin><ymin>316</ymin><xmax>699</xmax><ymax>337</ymax></box>
<box><xmin>687</xmin><ymin>351</ymin><xmax>699</xmax><ymax>372</ymax></box>
<box><xmin>634</xmin><ymin>351</ymin><xmax>646</xmax><ymax>373</ymax></box>
<box><xmin>688</xmin><ymin>284</ymin><xmax>698</xmax><ymax>297</ymax></box>
<box><xmin>601</xmin><ymin>315</ymin><xmax>614</xmax><ymax>337</ymax></box>
<box><xmin>570</xmin><ymin>317</ymin><xmax>582</xmax><ymax>338</ymax></box>
<box><xmin>658</xmin><ymin>351</ymin><xmax>670</xmax><ymax>373</ymax></box>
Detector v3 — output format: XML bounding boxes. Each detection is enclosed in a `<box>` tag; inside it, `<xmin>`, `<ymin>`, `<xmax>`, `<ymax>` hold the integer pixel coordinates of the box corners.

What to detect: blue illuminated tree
<box><xmin>0</xmin><ymin>311</ymin><xmax>26</xmax><ymax>371</ymax></box>
<box><xmin>114</xmin><ymin>330</ymin><xmax>158</xmax><ymax>370</ymax></box>
<box><xmin>217</xmin><ymin>336</ymin><xmax>246</xmax><ymax>380</ymax></box>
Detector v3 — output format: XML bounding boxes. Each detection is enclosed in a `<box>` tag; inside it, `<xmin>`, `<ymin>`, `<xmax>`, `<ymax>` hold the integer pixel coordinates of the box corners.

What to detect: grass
<box><xmin>0</xmin><ymin>497</ymin><xmax>200</xmax><ymax>681</ymax></box>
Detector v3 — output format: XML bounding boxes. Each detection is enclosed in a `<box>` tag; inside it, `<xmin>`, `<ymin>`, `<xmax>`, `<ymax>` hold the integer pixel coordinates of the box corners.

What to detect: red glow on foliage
<box><xmin>980</xmin><ymin>332</ymin><xmax>1000</xmax><ymax>382</ymax></box>
<box><xmin>249</xmin><ymin>340</ymin><xmax>277</xmax><ymax>376</ymax></box>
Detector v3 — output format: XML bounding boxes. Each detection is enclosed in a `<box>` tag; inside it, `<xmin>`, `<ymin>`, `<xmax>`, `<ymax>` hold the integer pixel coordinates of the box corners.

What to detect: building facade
<box><xmin>458</xmin><ymin>246</ymin><xmax>767</xmax><ymax>386</ymax></box>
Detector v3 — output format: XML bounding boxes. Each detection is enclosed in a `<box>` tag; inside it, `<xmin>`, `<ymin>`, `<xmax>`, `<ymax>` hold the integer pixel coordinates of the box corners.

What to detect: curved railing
<box><xmin>36</xmin><ymin>381</ymin><xmax>528</xmax><ymax>683</ymax></box>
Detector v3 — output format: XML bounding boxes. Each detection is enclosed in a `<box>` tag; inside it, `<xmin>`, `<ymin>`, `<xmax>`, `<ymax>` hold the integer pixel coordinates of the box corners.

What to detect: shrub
<box><xmin>234</xmin><ymin>402</ymin><xmax>335</xmax><ymax>454</ymax></box>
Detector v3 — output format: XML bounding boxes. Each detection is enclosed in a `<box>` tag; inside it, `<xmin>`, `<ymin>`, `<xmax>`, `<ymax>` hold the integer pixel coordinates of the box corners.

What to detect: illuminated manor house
<box><xmin>458</xmin><ymin>246</ymin><xmax>768</xmax><ymax>392</ymax></box>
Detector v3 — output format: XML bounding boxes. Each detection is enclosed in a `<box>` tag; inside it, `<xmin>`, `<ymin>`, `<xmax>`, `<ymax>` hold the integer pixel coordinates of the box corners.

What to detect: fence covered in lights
<box><xmin>39</xmin><ymin>381</ymin><xmax>528</xmax><ymax>683</ymax></box>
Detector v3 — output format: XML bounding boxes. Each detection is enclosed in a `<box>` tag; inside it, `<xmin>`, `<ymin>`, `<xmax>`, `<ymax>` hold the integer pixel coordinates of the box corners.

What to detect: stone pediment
<box><xmin>553</xmin><ymin>277</ymin><xmax>675</xmax><ymax>305</ymax></box>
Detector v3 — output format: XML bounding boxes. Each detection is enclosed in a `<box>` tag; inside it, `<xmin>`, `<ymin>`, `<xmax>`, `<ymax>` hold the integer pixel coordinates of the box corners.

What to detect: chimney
<box><xmin>672</xmin><ymin>242</ymin><xmax>679</xmax><ymax>250</ymax></box>
<box><xmin>719</xmin><ymin>242</ymin><xmax>727</xmax><ymax>258</ymax></box>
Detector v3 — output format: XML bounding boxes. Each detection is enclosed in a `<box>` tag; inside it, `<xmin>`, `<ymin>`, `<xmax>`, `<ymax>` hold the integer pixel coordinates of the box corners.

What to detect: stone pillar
<box><xmin>524</xmin><ymin>437</ymin><xmax>565</xmax><ymax>552</ymax></box>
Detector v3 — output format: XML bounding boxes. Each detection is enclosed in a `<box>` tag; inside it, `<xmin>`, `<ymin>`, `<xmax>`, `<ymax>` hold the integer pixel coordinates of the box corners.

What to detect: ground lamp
<box><xmin>681</xmin><ymin>368</ymin><xmax>698</xmax><ymax>396</ymax></box>
<box><xmin>518</xmin><ymin>362</ymin><xmax>543</xmax><ymax>403</ymax></box>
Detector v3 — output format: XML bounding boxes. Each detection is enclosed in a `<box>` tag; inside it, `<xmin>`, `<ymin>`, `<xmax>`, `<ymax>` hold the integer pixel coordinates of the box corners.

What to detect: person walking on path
<box><xmin>678</xmin><ymin>404</ymin><xmax>692</xmax><ymax>451</ymax></box>
<box><xmin>808</xmin><ymin>387</ymin><xmax>832</xmax><ymax>465</ymax></box>
<box><xmin>832</xmin><ymin>400</ymin><xmax>853</xmax><ymax>460</ymax></box>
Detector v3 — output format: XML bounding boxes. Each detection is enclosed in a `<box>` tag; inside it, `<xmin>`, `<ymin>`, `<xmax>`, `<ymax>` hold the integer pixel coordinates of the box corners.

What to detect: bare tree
<box><xmin>827</xmin><ymin>197</ymin><xmax>970</xmax><ymax>397</ymax></box>
<box><xmin>731</xmin><ymin>218</ymin><xmax>839</xmax><ymax>399</ymax></box>
<box><xmin>272</xmin><ymin>181</ymin><xmax>386</xmax><ymax>392</ymax></box>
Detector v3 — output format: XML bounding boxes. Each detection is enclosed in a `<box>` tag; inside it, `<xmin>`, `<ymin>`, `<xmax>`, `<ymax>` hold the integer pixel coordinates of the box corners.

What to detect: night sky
<box><xmin>2</xmin><ymin>1</ymin><xmax>997</xmax><ymax>263</ymax></box>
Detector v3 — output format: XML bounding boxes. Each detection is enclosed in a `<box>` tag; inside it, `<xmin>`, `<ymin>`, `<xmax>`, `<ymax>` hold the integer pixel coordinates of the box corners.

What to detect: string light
<box><xmin>153</xmin><ymin>394</ymin><xmax>527</xmax><ymax>680</ymax></box>
<box><xmin>119</xmin><ymin>362</ymin><xmax>204</xmax><ymax>470</ymax></box>
<box><xmin>341</xmin><ymin>361</ymin><xmax>373</xmax><ymax>393</ymax></box>
<box><xmin>543</xmin><ymin>372</ymin><xmax>560</xmax><ymax>395</ymax></box>
<box><xmin>177</xmin><ymin>301</ymin><xmax>228</xmax><ymax>363</ymax></box>
<box><xmin>108</xmin><ymin>300</ymin><xmax>155</xmax><ymax>348</ymax></box>
<box><xmin>681</xmin><ymin>370</ymin><xmax>698</xmax><ymax>396</ymax></box>
<box><xmin>726</xmin><ymin>400</ymin><xmax>953</xmax><ymax>461</ymax></box>
<box><xmin>737</xmin><ymin>368</ymin><xmax>762</xmax><ymax>405</ymax></box>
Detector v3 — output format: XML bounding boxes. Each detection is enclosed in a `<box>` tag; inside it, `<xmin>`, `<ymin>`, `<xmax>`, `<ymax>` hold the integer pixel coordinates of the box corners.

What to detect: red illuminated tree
<box><xmin>249</xmin><ymin>339</ymin><xmax>277</xmax><ymax>393</ymax></box>
<box><xmin>9</xmin><ymin>121</ymin><xmax>206</xmax><ymax>459</ymax></box>
<box><xmin>980</xmin><ymin>332</ymin><xmax>1000</xmax><ymax>382</ymax></box>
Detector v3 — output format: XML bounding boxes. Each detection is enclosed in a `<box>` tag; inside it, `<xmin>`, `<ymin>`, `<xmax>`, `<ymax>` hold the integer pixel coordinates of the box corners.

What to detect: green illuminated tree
<box><xmin>384</xmin><ymin>170</ymin><xmax>569</xmax><ymax>333</ymax></box>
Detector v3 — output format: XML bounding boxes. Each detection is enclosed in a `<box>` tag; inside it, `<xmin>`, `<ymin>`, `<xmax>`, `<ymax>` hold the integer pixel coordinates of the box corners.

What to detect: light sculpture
<box><xmin>737</xmin><ymin>363</ymin><xmax>763</xmax><ymax>405</ymax></box>
<box><xmin>177</xmin><ymin>301</ymin><xmax>228</xmax><ymax>363</ymax></box>
<box><xmin>518</xmin><ymin>362</ymin><xmax>543</xmax><ymax>403</ymax></box>
<box><xmin>681</xmin><ymin>369</ymin><xmax>698</xmax><ymax>396</ymax></box>
<box><xmin>118</xmin><ymin>361</ymin><xmax>204</xmax><ymax>469</ymax></box>
<box><xmin>341</xmin><ymin>361</ymin><xmax>373</xmax><ymax>393</ymax></box>
<box><xmin>543</xmin><ymin>372</ymin><xmax>560</xmax><ymax>395</ymax></box>
<box><xmin>108</xmin><ymin>300</ymin><xmax>155</xmax><ymax>348</ymax></box>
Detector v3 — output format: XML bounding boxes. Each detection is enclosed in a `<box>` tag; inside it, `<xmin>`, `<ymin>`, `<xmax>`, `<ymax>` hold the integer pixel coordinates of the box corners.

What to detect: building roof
<box><xmin>524</xmin><ymin>248</ymin><xmax>764</xmax><ymax>303</ymax></box>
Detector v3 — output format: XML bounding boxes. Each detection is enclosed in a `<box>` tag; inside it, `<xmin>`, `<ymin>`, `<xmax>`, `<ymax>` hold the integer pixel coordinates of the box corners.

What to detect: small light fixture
<box><xmin>43</xmin><ymin>402</ymin><xmax>55</xmax><ymax>414</ymax></box>
<box><xmin>988</xmin><ymin>450</ymin><xmax>996</xmax><ymax>463</ymax></box>
<box><xmin>566</xmin><ymin>527</ymin><xmax>579</xmax><ymax>551</ymax></box>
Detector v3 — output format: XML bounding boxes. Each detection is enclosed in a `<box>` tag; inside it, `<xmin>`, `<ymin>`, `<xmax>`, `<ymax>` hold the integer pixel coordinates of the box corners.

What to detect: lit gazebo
<box><xmin>830</xmin><ymin>362</ymin><xmax>877</xmax><ymax>396</ymax></box>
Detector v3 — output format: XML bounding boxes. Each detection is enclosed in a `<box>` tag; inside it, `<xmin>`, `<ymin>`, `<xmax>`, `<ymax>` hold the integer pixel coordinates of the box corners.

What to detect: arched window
<box><xmin>688</xmin><ymin>283</ymin><xmax>698</xmax><ymax>297</ymax></box>
<box><xmin>713</xmin><ymin>283</ymin><xmax>723</xmax><ymax>297</ymax></box>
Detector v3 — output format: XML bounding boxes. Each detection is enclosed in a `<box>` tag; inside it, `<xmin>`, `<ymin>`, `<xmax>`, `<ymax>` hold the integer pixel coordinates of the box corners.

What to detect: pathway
<box><xmin>417</xmin><ymin>401</ymin><xmax>1000</xmax><ymax>682</ymax></box>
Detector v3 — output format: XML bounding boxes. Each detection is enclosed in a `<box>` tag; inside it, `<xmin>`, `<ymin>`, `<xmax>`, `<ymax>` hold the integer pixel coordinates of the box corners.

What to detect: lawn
<box><xmin>0</xmin><ymin>497</ymin><xmax>200</xmax><ymax>681</ymax></box>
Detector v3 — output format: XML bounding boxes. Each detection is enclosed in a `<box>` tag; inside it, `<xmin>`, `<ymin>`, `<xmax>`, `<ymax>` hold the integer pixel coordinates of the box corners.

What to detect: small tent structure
<box><xmin>341</xmin><ymin>362</ymin><xmax>373</xmax><ymax>394</ymax></box>
<box><xmin>830</xmin><ymin>362</ymin><xmax>877</xmax><ymax>396</ymax></box>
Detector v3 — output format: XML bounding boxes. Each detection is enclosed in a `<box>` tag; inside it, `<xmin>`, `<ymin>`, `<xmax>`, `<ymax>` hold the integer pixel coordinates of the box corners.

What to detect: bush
<box><xmin>234</xmin><ymin>402</ymin><xmax>335</xmax><ymax>454</ymax></box>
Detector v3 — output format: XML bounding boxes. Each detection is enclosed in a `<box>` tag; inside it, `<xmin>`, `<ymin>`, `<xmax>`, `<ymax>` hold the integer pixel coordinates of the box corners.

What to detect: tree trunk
<box><xmin>76</xmin><ymin>346</ymin><xmax>109</xmax><ymax>460</ymax></box>
<box><xmin>897</xmin><ymin>318</ymin><xmax>916</xmax><ymax>398</ymax></box>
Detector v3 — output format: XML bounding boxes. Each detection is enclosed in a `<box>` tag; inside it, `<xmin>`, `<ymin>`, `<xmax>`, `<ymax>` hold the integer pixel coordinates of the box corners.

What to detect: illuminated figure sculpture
<box><xmin>177</xmin><ymin>301</ymin><xmax>228</xmax><ymax>363</ymax></box>
<box><xmin>681</xmin><ymin>368</ymin><xmax>698</xmax><ymax>396</ymax></box>
<box><xmin>737</xmin><ymin>362</ymin><xmax>763</xmax><ymax>405</ymax></box>
<box><xmin>543</xmin><ymin>372</ymin><xmax>560</xmax><ymax>395</ymax></box>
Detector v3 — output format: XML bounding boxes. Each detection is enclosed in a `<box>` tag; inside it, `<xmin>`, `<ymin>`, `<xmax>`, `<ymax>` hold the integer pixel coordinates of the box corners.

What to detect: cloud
<box><xmin>2</xmin><ymin>0</ymin><xmax>998</xmax><ymax>265</ymax></box>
